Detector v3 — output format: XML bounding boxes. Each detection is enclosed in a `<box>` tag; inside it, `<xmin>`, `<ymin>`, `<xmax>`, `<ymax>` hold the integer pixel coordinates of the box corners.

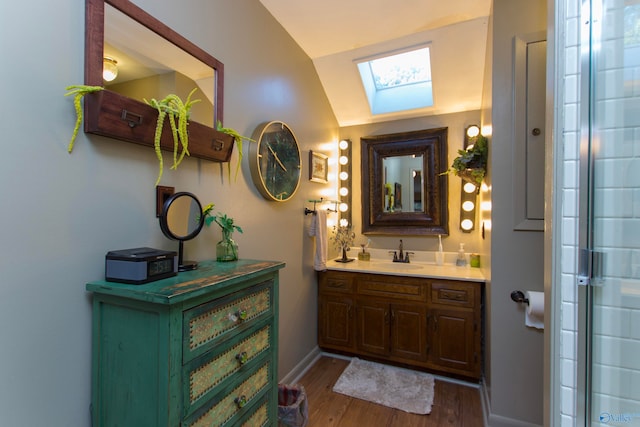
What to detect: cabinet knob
<box><xmin>235</xmin><ymin>395</ymin><xmax>247</xmax><ymax>408</ymax></box>
<box><xmin>531</xmin><ymin>127</ymin><xmax>541</xmax><ymax>136</ymax></box>
<box><xmin>236</xmin><ymin>351</ymin><xmax>248</xmax><ymax>365</ymax></box>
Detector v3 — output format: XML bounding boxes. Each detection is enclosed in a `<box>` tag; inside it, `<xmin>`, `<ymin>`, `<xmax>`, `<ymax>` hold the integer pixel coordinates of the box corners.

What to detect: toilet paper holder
<box><xmin>510</xmin><ymin>290</ymin><xmax>529</xmax><ymax>305</ymax></box>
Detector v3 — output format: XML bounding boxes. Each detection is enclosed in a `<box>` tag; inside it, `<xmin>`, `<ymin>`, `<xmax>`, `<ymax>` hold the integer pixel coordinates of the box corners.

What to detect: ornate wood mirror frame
<box><xmin>84</xmin><ymin>0</ymin><xmax>233</xmax><ymax>161</ymax></box>
<box><xmin>361</xmin><ymin>127</ymin><xmax>449</xmax><ymax>235</ymax></box>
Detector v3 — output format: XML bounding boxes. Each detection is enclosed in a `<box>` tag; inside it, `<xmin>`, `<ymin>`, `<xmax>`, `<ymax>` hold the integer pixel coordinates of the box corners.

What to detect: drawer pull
<box><xmin>441</xmin><ymin>290</ymin><xmax>465</xmax><ymax>301</ymax></box>
<box><xmin>228</xmin><ymin>309</ymin><xmax>248</xmax><ymax>322</ymax></box>
<box><xmin>235</xmin><ymin>395</ymin><xmax>247</xmax><ymax>408</ymax></box>
<box><xmin>236</xmin><ymin>351</ymin><xmax>248</xmax><ymax>365</ymax></box>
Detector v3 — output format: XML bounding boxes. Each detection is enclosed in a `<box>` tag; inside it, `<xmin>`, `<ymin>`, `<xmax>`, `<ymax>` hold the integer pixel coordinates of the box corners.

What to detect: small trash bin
<box><xmin>277</xmin><ymin>384</ymin><xmax>308</xmax><ymax>427</ymax></box>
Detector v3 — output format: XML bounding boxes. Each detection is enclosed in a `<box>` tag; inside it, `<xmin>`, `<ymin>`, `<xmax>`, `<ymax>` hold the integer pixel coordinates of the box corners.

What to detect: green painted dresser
<box><xmin>86</xmin><ymin>259</ymin><xmax>284</xmax><ymax>427</ymax></box>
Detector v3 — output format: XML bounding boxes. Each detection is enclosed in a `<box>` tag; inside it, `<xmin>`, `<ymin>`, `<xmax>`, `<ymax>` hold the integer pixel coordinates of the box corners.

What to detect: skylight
<box><xmin>357</xmin><ymin>46</ymin><xmax>434</xmax><ymax>115</ymax></box>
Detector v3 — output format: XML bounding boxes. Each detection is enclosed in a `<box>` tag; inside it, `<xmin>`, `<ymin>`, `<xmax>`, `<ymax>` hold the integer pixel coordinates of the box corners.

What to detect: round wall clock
<box><xmin>249</xmin><ymin>121</ymin><xmax>302</xmax><ymax>202</ymax></box>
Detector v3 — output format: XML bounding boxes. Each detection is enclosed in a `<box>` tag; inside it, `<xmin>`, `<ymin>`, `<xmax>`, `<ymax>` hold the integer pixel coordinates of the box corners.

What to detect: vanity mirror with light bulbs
<box><xmin>361</xmin><ymin>127</ymin><xmax>449</xmax><ymax>235</ymax></box>
<box><xmin>84</xmin><ymin>0</ymin><xmax>234</xmax><ymax>161</ymax></box>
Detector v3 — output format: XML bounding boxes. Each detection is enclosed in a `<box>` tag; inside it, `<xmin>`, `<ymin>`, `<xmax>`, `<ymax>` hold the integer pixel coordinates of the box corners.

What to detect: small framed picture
<box><xmin>309</xmin><ymin>150</ymin><xmax>329</xmax><ymax>183</ymax></box>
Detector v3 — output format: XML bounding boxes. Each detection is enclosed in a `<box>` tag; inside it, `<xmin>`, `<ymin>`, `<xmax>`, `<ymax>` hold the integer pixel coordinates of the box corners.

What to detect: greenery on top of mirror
<box><xmin>146</xmin><ymin>88</ymin><xmax>200</xmax><ymax>186</ymax></box>
<box><xmin>444</xmin><ymin>134</ymin><xmax>488</xmax><ymax>185</ymax></box>
<box><xmin>64</xmin><ymin>85</ymin><xmax>104</xmax><ymax>153</ymax></box>
<box><xmin>216</xmin><ymin>121</ymin><xmax>256</xmax><ymax>182</ymax></box>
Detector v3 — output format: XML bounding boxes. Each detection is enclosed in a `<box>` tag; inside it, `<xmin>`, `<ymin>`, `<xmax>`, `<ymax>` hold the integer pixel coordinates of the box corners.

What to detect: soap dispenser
<box><xmin>456</xmin><ymin>243</ymin><xmax>467</xmax><ymax>267</ymax></box>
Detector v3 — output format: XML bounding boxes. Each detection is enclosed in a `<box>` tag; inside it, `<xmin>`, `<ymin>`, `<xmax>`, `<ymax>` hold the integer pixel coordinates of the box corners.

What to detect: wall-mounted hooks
<box><xmin>304</xmin><ymin>198</ymin><xmax>339</xmax><ymax>215</ymax></box>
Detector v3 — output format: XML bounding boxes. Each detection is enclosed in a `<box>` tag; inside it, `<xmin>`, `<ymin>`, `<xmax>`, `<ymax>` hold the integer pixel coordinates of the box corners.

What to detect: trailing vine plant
<box><xmin>216</xmin><ymin>121</ymin><xmax>255</xmax><ymax>182</ymax></box>
<box><xmin>145</xmin><ymin>88</ymin><xmax>200</xmax><ymax>186</ymax></box>
<box><xmin>64</xmin><ymin>84</ymin><xmax>104</xmax><ymax>153</ymax></box>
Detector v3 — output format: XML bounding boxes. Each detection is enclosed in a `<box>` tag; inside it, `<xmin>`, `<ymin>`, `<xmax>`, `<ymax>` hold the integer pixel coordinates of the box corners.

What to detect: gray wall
<box><xmin>486</xmin><ymin>0</ymin><xmax>547</xmax><ymax>425</ymax></box>
<box><xmin>0</xmin><ymin>0</ymin><xmax>337</xmax><ymax>425</ymax></box>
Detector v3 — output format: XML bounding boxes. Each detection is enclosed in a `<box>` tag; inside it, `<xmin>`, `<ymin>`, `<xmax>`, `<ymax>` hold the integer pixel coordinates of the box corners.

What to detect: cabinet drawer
<box><xmin>184</xmin><ymin>281</ymin><xmax>273</xmax><ymax>360</ymax></box>
<box><xmin>430</xmin><ymin>281</ymin><xmax>478</xmax><ymax>308</ymax></box>
<box><xmin>240</xmin><ymin>394</ymin><xmax>271</xmax><ymax>427</ymax></box>
<box><xmin>184</xmin><ymin>360</ymin><xmax>272</xmax><ymax>427</ymax></box>
<box><xmin>357</xmin><ymin>276</ymin><xmax>427</xmax><ymax>302</ymax></box>
<box><xmin>319</xmin><ymin>272</ymin><xmax>354</xmax><ymax>293</ymax></box>
<box><xmin>185</xmin><ymin>323</ymin><xmax>272</xmax><ymax>414</ymax></box>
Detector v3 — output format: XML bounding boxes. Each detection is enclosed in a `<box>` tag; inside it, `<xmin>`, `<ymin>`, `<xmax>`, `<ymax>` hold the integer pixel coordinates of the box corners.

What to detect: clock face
<box><xmin>250</xmin><ymin>121</ymin><xmax>302</xmax><ymax>201</ymax></box>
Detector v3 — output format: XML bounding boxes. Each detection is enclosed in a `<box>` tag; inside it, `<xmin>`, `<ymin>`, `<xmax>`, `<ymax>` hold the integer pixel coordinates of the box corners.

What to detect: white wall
<box><xmin>0</xmin><ymin>0</ymin><xmax>338</xmax><ymax>425</ymax></box>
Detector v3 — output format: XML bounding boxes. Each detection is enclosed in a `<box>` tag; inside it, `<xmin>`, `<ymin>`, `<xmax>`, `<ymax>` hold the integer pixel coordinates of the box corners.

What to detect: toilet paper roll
<box><xmin>525</xmin><ymin>291</ymin><xmax>544</xmax><ymax>330</ymax></box>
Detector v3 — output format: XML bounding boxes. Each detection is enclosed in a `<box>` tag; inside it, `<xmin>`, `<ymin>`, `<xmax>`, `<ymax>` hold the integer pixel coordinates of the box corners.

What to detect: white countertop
<box><xmin>324</xmin><ymin>257</ymin><xmax>485</xmax><ymax>282</ymax></box>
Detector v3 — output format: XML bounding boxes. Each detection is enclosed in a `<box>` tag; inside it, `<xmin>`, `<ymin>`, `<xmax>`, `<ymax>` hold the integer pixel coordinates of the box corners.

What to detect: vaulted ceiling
<box><xmin>258</xmin><ymin>0</ymin><xmax>492</xmax><ymax>126</ymax></box>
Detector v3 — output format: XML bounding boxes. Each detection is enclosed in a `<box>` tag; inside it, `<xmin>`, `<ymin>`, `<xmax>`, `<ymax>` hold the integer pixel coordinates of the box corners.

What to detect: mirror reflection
<box><xmin>361</xmin><ymin>127</ymin><xmax>448</xmax><ymax>235</ymax></box>
<box><xmin>382</xmin><ymin>154</ymin><xmax>423</xmax><ymax>213</ymax></box>
<box><xmin>159</xmin><ymin>192</ymin><xmax>204</xmax><ymax>271</ymax></box>
<box><xmin>104</xmin><ymin>4</ymin><xmax>215</xmax><ymax>126</ymax></box>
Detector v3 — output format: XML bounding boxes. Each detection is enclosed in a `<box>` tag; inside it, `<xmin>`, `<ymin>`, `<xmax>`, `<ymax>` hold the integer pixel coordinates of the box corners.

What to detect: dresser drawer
<box><xmin>184</xmin><ymin>281</ymin><xmax>273</xmax><ymax>360</ymax></box>
<box><xmin>184</xmin><ymin>360</ymin><xmax>272</xmax><ymax>427</ymax></box>
<box><xmin>319</xmin><ymin>271</ymin><xmax>354</xmax><ymax>293</ymax></box>
<box><xmin>239</xmin><ymin>394</ymin><xmax>271</xmax><ymax>427</ymax></box>
<box><xmin>430</xmin><ymin>281</ymin><xmax>478</xmax><ymax>308</ymax></box>
<box><xmin>184</xmin><ymin>323</ymin><xmax>272</xmax><ymax>414</ymax></box>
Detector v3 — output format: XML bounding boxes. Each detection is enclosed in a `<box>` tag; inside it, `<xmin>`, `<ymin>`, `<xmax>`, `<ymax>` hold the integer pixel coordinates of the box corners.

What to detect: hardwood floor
<box><xmin>295</xmin><ymin>356</ymin><xmax>484</xmax><ymax>427</ymax></box>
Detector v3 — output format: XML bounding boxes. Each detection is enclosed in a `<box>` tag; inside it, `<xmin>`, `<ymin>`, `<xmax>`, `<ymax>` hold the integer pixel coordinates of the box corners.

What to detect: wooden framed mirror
<box><xmin>361</xmin><ymin>127</ymin><xmax>449</xmax><ymax>235</ymax></box>
<box><xmin>84</xmin><ymin>0</ymin><xmax>233</xmax><ymax>161</ymax></box>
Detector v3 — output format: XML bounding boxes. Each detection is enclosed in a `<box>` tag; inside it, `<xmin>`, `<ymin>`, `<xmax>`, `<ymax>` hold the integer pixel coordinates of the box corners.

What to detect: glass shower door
<box><xmin>579</xmin><ymin>0</ymin><xmax>640</xmax><ymax>425</ymax></box>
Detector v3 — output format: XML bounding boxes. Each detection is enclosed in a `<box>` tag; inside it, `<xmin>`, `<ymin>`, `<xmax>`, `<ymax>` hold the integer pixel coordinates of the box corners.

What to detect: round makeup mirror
<box><xmin>159</xmin><ymin>192</ymin><xmax>204</xmax><ymax>271</ymax></box>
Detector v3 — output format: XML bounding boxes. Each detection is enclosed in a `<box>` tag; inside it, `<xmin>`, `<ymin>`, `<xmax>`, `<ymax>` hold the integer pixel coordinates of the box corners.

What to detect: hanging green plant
<box><xmin>145</xmin><ymin>88</ymin><xmax>200</xmax><ymax>186</ymax></box>
<box><xmin>442</xmin><ymin>134</ymin><xmax>488</xmax><ymax>186</ymax></box>
<box><xmin>64</xmin><ymin>84</ymin><xmax>104</xmax><ymax>153</ymax></box>
<box><xmin>216</xmin><ymin>121</ymin><xmax>255</xmax><ymax>182</ymax></box>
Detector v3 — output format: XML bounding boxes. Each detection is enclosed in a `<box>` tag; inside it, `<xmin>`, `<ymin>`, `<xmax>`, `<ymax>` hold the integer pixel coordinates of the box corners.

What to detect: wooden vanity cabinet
<box><xmin>318</xmin><ymin>272</ymin><xmax>356</xmax><ymax>351</ymax></box>
<box><xmin>318</xmin><ymin>270</ymin><xmax>483</xmax><ymax>380</ymax></box>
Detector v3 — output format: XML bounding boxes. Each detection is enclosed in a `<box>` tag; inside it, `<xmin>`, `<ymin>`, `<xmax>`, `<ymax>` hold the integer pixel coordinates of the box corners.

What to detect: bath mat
<box><xmin>332</xmin><ymin>357</ymin><xmax>435</xmax><ymax>414</ymax></box>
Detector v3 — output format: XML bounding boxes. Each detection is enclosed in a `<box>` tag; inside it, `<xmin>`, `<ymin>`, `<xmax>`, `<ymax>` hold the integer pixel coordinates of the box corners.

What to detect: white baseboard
<box><xmin>279</xmin><ymin>346</ymin><xmax>323</xmax><ymax>385</ymax></box>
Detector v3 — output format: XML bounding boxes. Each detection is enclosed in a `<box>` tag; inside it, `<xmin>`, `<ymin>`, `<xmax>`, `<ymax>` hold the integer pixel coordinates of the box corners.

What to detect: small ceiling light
<box><xmin>103</xmin><ymin>57</ymin><xmax>118</xmax><ymax>82</ymax></box>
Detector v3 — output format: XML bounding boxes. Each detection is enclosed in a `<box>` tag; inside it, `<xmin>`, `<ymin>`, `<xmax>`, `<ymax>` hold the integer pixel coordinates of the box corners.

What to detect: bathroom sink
<box><xmin>370</xmin><ymin>261</ymin><xmax>425</xmax><ymax>271</ymax></box>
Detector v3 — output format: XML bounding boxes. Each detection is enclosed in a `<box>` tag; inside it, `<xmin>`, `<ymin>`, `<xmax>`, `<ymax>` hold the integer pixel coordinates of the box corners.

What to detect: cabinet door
<box><xmin>390</xmin><ymin>303</ymin><xmax>427</xmax><ymax>362</ymax></box>
<box><xmin>428</xmin><ymin>308</ymin><xmax>480</xmax><ymax>377</ymax></box>
<box><xmin>318</xmin><ymin>295</ymin><xmax>354</xmax><ymax>350</ymax></box>
<box><xmin>356</xmin><ymin>299</ymin><xmax>389</xmax><ymax>356</ymax></box>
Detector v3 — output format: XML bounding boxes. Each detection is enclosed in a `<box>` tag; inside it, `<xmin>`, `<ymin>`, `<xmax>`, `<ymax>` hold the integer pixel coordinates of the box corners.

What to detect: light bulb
<box><xmin>339</xmin><ymin>187</ymin><xmax>349</xmax><ymax>196</ymax></box>
<box><xmin>466</xmin><ymin>125</ymin><xmax>480</xmax><ymax>138</ymax></box>
<box><xmin>339</xmin><ymin>171</ymin><xmax>349</xmax><ymax>181</ymax></box>
<box><xmin>463</xmin><ymin>182</ymin><xmax>477</xmax><ymax>193</ymax></box>
<box><xmin>339</xmin><ymin>156</ymin><xmax>348</xmax><ymax>165</ymax></box>
<box><xmin>103</xmin><ymin>57</ymin><xmax>118</xmax><ymax>82</ymax></box>
<box><xmin>339</xmin><ymin>140</ymin><xmax>349</xmax><ymax>150</ymax></box>
<box><xmin>462</xmin><ymin>201</ymin><xmax>475</xmax><ymax>212</ymax></box>
<box><xmin>461</xmin><ymin>219</ymin><xmax>474</xmax><ymax>230</ymax></box>
<box><xmin>339</xmin><ymin>218</ymin><xmax>349</xmax><ymax>227</ymax></box>
<box><xmin>339</xmin><ymin>203</ymin><xmax>348</xmax><ymax>212</ymax></box>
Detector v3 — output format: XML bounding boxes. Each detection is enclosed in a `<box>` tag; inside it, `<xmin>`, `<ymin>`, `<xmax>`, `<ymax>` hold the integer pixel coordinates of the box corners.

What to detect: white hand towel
<box><xmin>308</xmin><ymin>210</ymin><xmax>328</xmax><ymax>271</ymax></box>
